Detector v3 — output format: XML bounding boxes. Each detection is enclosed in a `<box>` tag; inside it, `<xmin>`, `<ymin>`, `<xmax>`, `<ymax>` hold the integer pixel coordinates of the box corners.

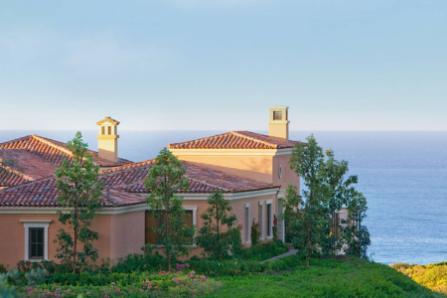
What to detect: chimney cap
<box><xmin>96</xmin><ymin>116</ymin><xmax>120</xmax><ymax>126</ymax></box>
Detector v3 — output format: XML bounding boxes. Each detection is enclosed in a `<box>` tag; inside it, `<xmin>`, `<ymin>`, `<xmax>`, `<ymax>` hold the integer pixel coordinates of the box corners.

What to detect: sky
<box><xmin>1</xmin><ymin>0</ymin><xmax>446</xmax><ymax>131</ymax></box>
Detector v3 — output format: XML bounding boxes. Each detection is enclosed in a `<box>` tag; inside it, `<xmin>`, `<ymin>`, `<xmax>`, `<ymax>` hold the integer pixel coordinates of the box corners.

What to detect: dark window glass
<box><xmin>29</xmin><ymin>227</ymin><xmax>44</xmax><ymax>259</ymax></box>
<box><xmin>273</xmin><ymin>111</ymin><xmax>283</xmax><ymax>120</ymax></box>
<box><xmin>266</xmin><ymin>204</ymin><xmax>272</xmax><ymax>237</ymax></box>
<box><xmin>101</xmin><ymin>127</ymin><xmax>105</xmax><ymax>135</ymax></box>
<box><xmin>107</xmin><ymin>126</ymin><xmax>112</xmax><ymax>135</ymax></box>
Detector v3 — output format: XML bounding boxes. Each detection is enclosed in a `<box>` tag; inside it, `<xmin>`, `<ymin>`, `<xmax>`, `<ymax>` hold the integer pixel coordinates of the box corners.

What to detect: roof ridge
<box><xmin>0</xmin><ymin>135</ymin><xmax>34</xmax><ymax>147</ymax></box>
<box><xmin>0</xmin><ymin>175</ymin><xmax>54</xmax><ymax>193</ymax></box>
<box><xmin>168</xmin><ymin>132</ymin><xmax>232</xmax><ymax>148</ymax></box>
<box><xmin>31</xmin><ymin>135</ymin><xmax>73</xmax><ymax>157</ymax></box>
<box><xmin>0</xmin><ymin>162</ymin><xmax>34</xmax><ymax>181</ymax></box>
<box><xmin>231</xmin><ymin>131</ymin><xmax>278</xmax><ymax>149</ymax></box>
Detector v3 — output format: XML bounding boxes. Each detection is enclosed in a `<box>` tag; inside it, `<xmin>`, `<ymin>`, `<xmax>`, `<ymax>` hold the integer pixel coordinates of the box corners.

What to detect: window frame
<box><xmin>23</xmin><ymin>221</ymin><xmax>50</xmax><ymax>261</ymax></box>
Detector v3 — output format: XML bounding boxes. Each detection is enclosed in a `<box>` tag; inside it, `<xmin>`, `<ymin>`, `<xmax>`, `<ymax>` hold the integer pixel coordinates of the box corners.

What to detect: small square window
<box><xmin>273</xmin><ymin>111</ymin><xmax>283</xmax><ymax>121</ymax></box>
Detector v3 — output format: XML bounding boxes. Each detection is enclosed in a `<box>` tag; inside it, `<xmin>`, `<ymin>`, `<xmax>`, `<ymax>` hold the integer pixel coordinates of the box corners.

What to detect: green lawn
<box><xmin>206</xmin><ymin>258</ymin><xmax>444</xmax><ymax>298</ymax></box>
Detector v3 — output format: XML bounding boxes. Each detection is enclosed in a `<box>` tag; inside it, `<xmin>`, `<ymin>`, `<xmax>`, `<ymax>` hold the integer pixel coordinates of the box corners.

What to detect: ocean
<box><xmin>2</xmin><ymin>130</ymin><xmax>447</xmax><ymax>265</ymax></box>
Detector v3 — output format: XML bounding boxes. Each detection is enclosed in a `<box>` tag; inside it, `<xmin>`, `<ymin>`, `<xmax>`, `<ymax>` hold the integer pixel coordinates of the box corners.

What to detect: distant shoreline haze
<box><xmin>2</xmin><ymin>130</ymin><xmax>447</xmax><ymax>264</ymax></box>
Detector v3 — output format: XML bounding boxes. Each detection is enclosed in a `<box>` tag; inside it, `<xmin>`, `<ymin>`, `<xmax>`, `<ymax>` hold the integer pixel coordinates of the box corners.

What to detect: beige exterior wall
<box><xmin>109</xmin><ymin>211</ymin><xmax>146</xmax><ymax>261</ymax></box>
<box><xmin>0</xmin><ymin>211</ymin><xmax>141</xmax><ymax>268</ymax></box>
<box><xmin>173</xmin><ymin>150</ymin><xmax>299</xmax><ymax>193</ymax></box>
<box><xmin>0</xmin><ymin>191</ymin><xmax>280</xmax><ymax>268</ymax></box>
<box><xmin>174</xmin><ymin>153</ymin><xmax>273</xmax><ymax>183</ymax></box>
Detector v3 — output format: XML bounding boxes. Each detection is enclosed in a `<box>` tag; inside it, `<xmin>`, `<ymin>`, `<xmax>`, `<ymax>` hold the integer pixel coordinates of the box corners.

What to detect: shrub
<box><xmin>239</xmin><ymin>240</ymin><xmax>288</xmax><ymax>261</ymax></box>
<box><xmin>0</xmin><ymin>264</ymin><xmax>7</xmax><ymax>274</ymax></box>
<box><xmin>250</xmin><ymin>220</ymin><xmax>260</xmax><ymax>246</ymax></box>
<box><xmin>112</xmin><ymin>252</ymin><xmax>167</xmax><ymax>273</ymax></box>
<box><xmin>0</xmin><ymin>274</ymin><xmax>17</xmax><ymax>298</ymax></box>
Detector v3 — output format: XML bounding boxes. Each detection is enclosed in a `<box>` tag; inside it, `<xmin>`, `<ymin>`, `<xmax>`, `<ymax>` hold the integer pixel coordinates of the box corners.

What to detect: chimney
<box><xmin>268</xmin><ymin>106</ymin><xmax>289</xmax><ymax>139</ymax></box>
<box><xmin>96</xmin><ymin>116</ymin><xmax>120</xmax><ymax>162</ymax></box>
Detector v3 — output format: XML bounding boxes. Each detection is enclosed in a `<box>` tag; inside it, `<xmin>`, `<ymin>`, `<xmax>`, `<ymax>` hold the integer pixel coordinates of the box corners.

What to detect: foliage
<box><xmin>0</xmin><ymin>273</ymin><xmax>17</xmax><ymax>298</ymax></box>
<box><xmin>238</xmin><ymin>241</ymin><xmax>288</xmax><ymax>261</ymax></box>
<box><xmin>145</xmin><ymin>148</ymin><xmax>194</xmax><ymax>271</ymax></box>
<box><xmin>196</xmin><ymin>191</ymin><xmax>239</xmax><ymax>259</ymax></box>
<box><xmin>55</xmin><ymin>132</ymin><xmax>103</xmax><ymax>273</ymax></box>
<box><xmin>393</xmin><ymin>262</ymin><xmax>447</xmax><ymax>295</ymax></box>
<box><xmin>250</xmin><ymin>220</ymin><xmax>260</xmax><ymax>246</ymax></box>
<box><xmin>20</xmin><ymin>271</ymin><xmax>220</xmax><ymax>298</ymax></box>
<box><xmin>112</xmin><ymin>250</ymin><xmax>168</xmax><ymax>273</ymax></box>
<box><xmin>286</xmin><ymin>135</ymin><xmax>370</xmax><ymax>266</ymax></box>
<box><xmin>188</xmin><ymin>241</ymin><xmax>290</xmax><ymax>276</ymax></box>
<box><xmin>209</xmin><ymin>258</ymin><xmax>442</xmax><ymax>298</ymax></box>
<box><xmin>0</xmin><ymin>264</ymin><xmax>7</xmax><ymax>274</ymax></box>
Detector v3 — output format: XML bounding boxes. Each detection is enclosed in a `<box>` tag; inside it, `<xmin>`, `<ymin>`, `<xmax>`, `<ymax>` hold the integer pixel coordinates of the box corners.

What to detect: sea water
<box><xmin>2</xmin><ymin>130</ymin><xmax>447</xmax><ymax>264</ymax></box>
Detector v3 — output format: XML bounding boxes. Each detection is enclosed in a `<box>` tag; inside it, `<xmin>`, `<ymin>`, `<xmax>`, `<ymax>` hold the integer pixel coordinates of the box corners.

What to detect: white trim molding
<box><xmin>23</xmin><ymin>221</ymin><xmax>50</xmax><ymax>261</ymax></box>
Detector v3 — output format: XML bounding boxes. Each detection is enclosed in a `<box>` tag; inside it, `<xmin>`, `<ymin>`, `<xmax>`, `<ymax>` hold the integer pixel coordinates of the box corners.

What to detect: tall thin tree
<box><xmin>55</xmin><ymin>132</ymin><xmax>103</xmax><ymax>273</ymax></box>
<box><xmin>145</xmin><ymin>148</ymin><xmax>193</xmax><ymax>271</ymax></box>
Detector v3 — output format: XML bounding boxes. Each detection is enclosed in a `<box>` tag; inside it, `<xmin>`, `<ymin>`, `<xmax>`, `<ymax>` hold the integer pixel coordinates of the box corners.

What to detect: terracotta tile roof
<box><xmin>169</xmin><ymin>131</ymin><xmax>300</xmax><ymax>150</ymax></box>
<box><xmin>0</xmin><ymin>160</ymin><xmax>278</xmax><ymax>208</ymax></box>
<box><xmin>0</xmin><ymin>166</ymin><xmax>30</xmax><ymax>188</ymax></box>
<box><xmin>0</xmin><ymin>135</ymin><xmax>131</xmax><ymax>188</ymax></box>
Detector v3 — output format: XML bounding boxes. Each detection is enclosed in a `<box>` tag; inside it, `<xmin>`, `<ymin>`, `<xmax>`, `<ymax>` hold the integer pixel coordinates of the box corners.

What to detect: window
<box><xmin>107</xmin><ymin>126</ymin><xmax>112</xmax><ymax>135</ymax></box>
<box><xmin>29</xmin><ymin>228</ymin><xmax>44</xmax><ymax>259</ymax></box>
<box><xmin>266</xmin><ymin>203</ymin><xmax>272</xmax><ymax>238</ymax></box>
<box><xmin>244</xmin><ymin>204</ymin><xmax>250</xmax><ymax>243</ymax></box>
<box><xmin>278</xmin><ymin>165</ymin><xmax>283</xmax><ymax>179</ymax></box>
<box><xmin>145</xmin><ymin>209</ymin><xmax>194</xmax><ymax>245</ymax></box>
<box><xmin>101</xmin><ymin>126</ymin><xmax>105</xmax><ymax>135</ymax></box>
<box><xmin>273</xmin><ymin>110</ymin><xmax>283</xmax><ymax>121</ymax></box>
<box><xmin>23</xmin><ymin>222</ymin><xmax>49</xmax><ymax>261</ymax></box>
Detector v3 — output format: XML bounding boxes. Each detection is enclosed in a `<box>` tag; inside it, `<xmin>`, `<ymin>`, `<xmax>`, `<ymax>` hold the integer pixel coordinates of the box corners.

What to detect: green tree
<box><xmin>286</xmin><ymin>135</ymin><xmax>370</xmax><ymax>266</ymax></box>
<box><xmin>55</xmin><ymin>132</ymin><xmax>103</xmax><ymax>273</ymax></box>
<box><xmin>145</xmin><ymin>148</ymin><xmax>193</xmax><ymax>271</ymax></box>
<box><xmin>287</xmin><ymin>135</ymin><xmax>327</xmax><ymax>267</ymax></box>
<box><xmin>196</xmin><ymin>191</ymin><xmax>238</xmax><ymax>259</ymax></box>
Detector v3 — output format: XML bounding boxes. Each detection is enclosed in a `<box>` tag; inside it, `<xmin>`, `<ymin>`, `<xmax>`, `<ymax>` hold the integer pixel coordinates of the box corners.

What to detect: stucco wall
<box><xmin>0</xmin><ymin>212</ymin><xmax>132</xmax><ymax>268</ymax></box>
<box><xmin>173</xmin><ymin>154</ymin><xmax>273</xmax><ymax>183</ymax></box>
<box><xmin>109</xmin><ymin>211</ymin><xmax>145</xmax><ymax>261</ymax></box>
<box><xmin>272</xmin><ymin>154</ymin><xmax>300</xmax><ymax>191</ymax></box>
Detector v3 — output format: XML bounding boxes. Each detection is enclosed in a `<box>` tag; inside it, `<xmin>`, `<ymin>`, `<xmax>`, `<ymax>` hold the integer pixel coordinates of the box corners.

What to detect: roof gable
<box><xmin>168</xmin><ymin>131</ymin><xmax>300</xmax><ymax>150</ymax></box>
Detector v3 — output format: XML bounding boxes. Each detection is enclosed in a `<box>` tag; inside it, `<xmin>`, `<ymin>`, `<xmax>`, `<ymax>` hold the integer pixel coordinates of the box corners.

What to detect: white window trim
<box><xmin>265</xmin><ymin>200</ymin><xmax>273</xmax><ymax>240</ymax></box>
<box><xmin>183</xmin><ymin>205</ymin><xmax>197</xmax><ymax>226</ymax></box>
<box><xmin>23</xmin><ymin>221</ymin><xmax>51</xmax><ymax>261</ymax></box>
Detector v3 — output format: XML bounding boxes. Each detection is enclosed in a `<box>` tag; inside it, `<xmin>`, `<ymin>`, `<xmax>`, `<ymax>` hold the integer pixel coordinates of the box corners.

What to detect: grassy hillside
<box><xmin>207</xmin><ymin>258</ymin><xmax>443</xmax><ymax>298</ymax></box>
<box><xmin>393</xmin><ymin>263</ymin><xmax>447</xmax><ymax>295</ymax></box>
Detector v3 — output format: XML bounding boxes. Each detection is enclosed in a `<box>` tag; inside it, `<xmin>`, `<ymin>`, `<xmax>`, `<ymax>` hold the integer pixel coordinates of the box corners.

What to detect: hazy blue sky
<box><xmin>1</xmin><ymin>0</ymin><xmax>446</xmax><ymax>131</ymax></box>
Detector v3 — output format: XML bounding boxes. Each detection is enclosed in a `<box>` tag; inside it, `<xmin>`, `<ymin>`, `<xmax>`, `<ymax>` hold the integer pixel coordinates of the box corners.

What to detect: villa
<box><xmin>0</xmin><ymin>107</ymin><xmax>300</xmax><ymax>268</ymax></box>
